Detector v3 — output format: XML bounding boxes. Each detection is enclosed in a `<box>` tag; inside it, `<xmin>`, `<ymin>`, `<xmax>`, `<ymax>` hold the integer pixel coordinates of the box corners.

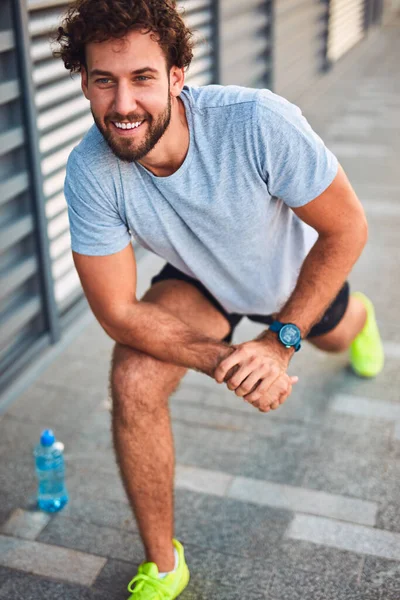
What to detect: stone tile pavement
<box><xmin>1</xmin><ymin>24</ymin><xmax>400</xmax><ymax>600</ymax></box>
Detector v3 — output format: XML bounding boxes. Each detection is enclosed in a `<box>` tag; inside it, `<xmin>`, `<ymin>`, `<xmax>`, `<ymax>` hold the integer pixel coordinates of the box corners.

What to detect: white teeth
<box><xmin>114</xmin><ymin>121</ymin><xmax>142</xmax><ymax>130</ymax></box>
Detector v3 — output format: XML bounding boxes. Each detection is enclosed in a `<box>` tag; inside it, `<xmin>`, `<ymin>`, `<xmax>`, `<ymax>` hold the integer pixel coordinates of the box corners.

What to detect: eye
<box><xmin>96</xmin><ymin>78</ymin><xmax>112</xmax><ymax>84</ymax></box>
<box><xmin>135</xmin><ymin>76</ymin><xmax>150</xmax><ymax>81</ymax></box>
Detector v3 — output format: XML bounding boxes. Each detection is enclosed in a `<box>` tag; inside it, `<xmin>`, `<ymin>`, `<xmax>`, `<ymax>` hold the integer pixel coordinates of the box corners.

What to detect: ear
<box><xmin>81</xmin><ymin>66</ymin><xmax>89</xmax><ymax>99</ymax></box>
<box><xmin>169</xmin><ymin>66</ymin><xmax>185</xmax><ymax>98</ymax></box>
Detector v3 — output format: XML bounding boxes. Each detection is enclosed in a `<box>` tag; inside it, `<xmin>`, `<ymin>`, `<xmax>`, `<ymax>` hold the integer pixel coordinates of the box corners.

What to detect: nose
<box><xmin>113</xmin><ymin>80</ymin><xmax>138</xmax><ymax>116</ymax></box>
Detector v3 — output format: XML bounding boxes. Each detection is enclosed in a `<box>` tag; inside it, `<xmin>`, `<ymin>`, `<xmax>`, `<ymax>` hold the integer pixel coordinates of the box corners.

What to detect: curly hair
<box><xmin>53</xmin><ymin>0</ymin><xmax>194</xmax><ymax>73</ymax></box>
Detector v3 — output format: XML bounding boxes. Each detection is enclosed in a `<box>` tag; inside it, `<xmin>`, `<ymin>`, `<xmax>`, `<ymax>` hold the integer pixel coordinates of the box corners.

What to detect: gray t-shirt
<box><xmin>65</xmin><ymin>84</ymin><xmax>338</xmax><ymax>315</ymax></box>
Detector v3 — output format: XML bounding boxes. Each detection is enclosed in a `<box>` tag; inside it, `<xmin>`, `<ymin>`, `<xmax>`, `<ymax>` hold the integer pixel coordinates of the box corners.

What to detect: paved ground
<box><xmin>1</xmin><ymin>24</ymin><xmax>400</xmax><ymax>600</ymax></box>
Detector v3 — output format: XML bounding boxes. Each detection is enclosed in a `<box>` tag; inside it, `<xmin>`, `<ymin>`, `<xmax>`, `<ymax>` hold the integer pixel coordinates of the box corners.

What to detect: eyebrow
<box><xmin>89</xmin><ymin>67</ymin><xmax>159</xmax><ymax>77</ymax></box>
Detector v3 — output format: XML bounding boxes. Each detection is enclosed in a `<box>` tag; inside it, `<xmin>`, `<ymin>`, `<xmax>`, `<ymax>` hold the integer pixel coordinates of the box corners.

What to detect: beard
<box><xmin>92</xmin><ymin>93</ymin><xmax>172</xmax><ymax>163</ymax></box>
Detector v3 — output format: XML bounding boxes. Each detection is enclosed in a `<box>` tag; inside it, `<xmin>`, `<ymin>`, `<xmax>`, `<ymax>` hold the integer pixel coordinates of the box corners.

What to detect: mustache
<box><xmin>106</xmin><ymin>113</ymin><xmax>149</xmax><ymax>123</ymax></box>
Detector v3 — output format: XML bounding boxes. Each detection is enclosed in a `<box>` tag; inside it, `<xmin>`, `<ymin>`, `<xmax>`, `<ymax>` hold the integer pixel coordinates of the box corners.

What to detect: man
<box><xmin>57</xmin><ymin>0</ymin><xmax>384</xmax><ymax>597</ymax></box>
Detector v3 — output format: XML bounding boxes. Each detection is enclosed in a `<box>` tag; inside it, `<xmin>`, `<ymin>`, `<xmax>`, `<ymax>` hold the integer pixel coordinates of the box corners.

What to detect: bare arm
<box><xmin>72</xmin><ymin>243</ymin><xmax>231</xmax><ymax>377</ymax></box>
<box><xmin>214</xmin><ymin>164</ymin><xmax>367</xmax><ymax>410</ymax></box>
<box><xmin>271</xmin><ymin>163</ymin><xmax>368</xmax><ymax>338</ymax></box>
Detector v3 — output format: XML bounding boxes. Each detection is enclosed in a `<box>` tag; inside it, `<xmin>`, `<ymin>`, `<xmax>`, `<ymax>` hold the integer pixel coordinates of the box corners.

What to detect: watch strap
<box><xmin>269</xmin><ymin>320</ymin><xmax>284</xmax><ymax>333</ymax></box>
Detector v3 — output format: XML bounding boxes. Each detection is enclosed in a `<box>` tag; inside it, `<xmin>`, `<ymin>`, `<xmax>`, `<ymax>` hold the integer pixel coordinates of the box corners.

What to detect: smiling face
<box><xmin>81</xmin><ymin>29</ymin><xmax>183</xmax><ymax>162</ymax></box>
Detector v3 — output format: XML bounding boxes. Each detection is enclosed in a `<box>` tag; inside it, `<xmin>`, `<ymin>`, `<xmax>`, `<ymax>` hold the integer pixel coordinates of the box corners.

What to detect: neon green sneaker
<box><xmin>350</xmin><ymin>292</ymin><xmax>384</xmax><ymax>378</ymax></box>
<box><xmin>127</xmin><ymin>539</ymin><xmax>190</xmax><ymax>599</ymax></box>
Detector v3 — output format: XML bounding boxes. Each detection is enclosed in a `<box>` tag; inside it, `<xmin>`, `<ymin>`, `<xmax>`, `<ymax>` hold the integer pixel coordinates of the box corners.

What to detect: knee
<box><xmin>110</xmin><ymin>344</ymin><xmax>161</xmax><ymax>422</ymax></box>
<box><xmin>109</xmin><ymin>343</ymin><xmax>185</xmax><ymax>425</ymax></box>
<box><xmin>110</xmin><ymin>343</ymin><xmax>142</xmax><ymax>393</ymax></box>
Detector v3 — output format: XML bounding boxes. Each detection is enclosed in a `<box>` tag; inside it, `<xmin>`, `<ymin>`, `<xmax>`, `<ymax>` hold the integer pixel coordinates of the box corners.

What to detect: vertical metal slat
<box><xmin>12</xmin><ymin>0</ymin><xmax>61</xmax><ymax>343</ymax></box>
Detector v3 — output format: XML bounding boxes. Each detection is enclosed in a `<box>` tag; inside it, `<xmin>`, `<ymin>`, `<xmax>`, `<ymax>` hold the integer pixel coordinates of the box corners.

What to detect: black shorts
<box><xmin>151</xmin><ymin>263</ymin><xmax>350</xmax><ymax>344</ymax></box>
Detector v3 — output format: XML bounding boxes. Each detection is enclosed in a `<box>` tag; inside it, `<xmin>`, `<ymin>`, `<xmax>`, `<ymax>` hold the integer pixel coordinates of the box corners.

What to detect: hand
<box><xmin>213</xmin><ymin>338</ymin><xmax>298</xmax><ymax>412</ymax></box>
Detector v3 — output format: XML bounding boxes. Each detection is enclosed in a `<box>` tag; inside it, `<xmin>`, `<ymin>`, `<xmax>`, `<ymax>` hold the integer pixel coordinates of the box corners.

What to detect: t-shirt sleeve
<box><xmin>64</xmin><ymin>149</ymin><xmax>132</xmax><ymax>256</ymax></box>
<box><xmin>255</xmin><ymin>91</ymin><xmax>339</xmax><ymax>208</ymax></box>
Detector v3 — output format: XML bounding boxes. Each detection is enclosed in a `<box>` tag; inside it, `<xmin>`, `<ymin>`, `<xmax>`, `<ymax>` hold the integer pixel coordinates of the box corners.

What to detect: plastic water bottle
<box><xmin>34</xmin><ymin>429</ymin><xmax>69</xmax><ymax>512</ymax></box>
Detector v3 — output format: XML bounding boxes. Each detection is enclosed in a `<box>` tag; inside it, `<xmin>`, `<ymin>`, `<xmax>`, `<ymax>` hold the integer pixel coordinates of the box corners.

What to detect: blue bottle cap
<box><xmin>40</xmin><ymin>429</ymin><xmax>55</xmax><ymax>447</ymax></box>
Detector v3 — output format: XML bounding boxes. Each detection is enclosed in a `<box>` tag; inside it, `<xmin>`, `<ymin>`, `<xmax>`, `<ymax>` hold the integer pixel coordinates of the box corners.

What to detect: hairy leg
<box><xmin>110</xmin><ymin>279</ymin><xmax>231</xmax><ymax>571</ymax></box>
<box><xmin>307</xmin><ymin>295</ymin><xmax>367</xmax><ymax>353</ymax></box>
<box><xmin>111</xmin><ymin>343</ymin><xmax>184</xmax><ymax>571</ymax></box>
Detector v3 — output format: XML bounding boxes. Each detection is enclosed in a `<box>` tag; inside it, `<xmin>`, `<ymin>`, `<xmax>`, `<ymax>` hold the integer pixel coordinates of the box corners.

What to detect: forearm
<box><xmin>274</xmin><ymin>231</ymin><xmax>367</xmax><ymax>337</ymax></box>
<box><xmin>103</xmin><ymin>300</ymin><xmax>232</xmax><ymax>376</ymax></box>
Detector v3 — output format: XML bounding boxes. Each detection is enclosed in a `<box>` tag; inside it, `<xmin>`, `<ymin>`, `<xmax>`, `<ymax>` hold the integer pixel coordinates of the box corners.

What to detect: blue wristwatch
<box><xmin>269</xmin><ymin>321</ymin><xmax>302</xmax><ymax>352</ymax></box>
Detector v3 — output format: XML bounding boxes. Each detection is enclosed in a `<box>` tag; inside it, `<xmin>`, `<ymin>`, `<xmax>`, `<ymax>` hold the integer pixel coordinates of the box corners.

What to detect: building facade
<box><xmin>0</xmin><ymin>0</ymin><xmax>383</xmax><ymax>406</ymax></box>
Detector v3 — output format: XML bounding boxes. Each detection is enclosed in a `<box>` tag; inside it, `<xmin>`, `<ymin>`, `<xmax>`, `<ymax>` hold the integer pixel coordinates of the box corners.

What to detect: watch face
<box><xmin>280</xmin><ymin>324</ymin><xmax>301</xmax><ymax>346</ymax></box>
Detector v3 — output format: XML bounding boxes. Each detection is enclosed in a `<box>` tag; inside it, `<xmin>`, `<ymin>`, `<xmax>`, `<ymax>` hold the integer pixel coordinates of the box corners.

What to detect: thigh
<box><xmin>150</xmin><ymin>263</ymin><xmax>242</xmax><ymax>343</ymax></box>
<box><xmin>140</xmin><ymin>278</ymin><xmax>232</xmax><ymax>342</ymax></box>
<box><xmin>110</xmin><ymin>278</ymin><xmax>233</xmax><ymax>406</ymax></box>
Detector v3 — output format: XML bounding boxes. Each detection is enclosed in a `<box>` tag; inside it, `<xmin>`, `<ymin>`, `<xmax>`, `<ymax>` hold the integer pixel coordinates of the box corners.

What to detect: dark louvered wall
<box><xmin>0</xmin><ymin>0</ymin><xmax>56</xmax><ymax>393</ymax></box>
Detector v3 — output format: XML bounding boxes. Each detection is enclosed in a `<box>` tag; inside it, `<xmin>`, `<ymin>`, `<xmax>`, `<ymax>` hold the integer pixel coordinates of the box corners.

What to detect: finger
<box><xmin>259</xmin><ymin>394</ymin><xmax>280</xmax><ymax>411</ymax></box>
<box><xmin>279</xmin><ymin>382</ymin><xmax>293</xmax><ymax>406</ymax></box>
<box><xmin>290</xmin><ymin>376</ymin><xmax>299</xmax><ymax>385</ymax></box>
<box><xmin>243</xmin><ymin>367</ymin><xmax>282</xmax><ymax>403</ymax></box>
<box><xmin>214</xmin><ymin>349</ymin><xmax>244</xmax><ymax>383</ymax></box>
<box><xmin>226</xmin><ymin>360</ymin><xmax>258</xmax><ymax>392</ymax></box>
<box><xmin>224</xmin><ymin>364</ymin><xmax>240</xmax><ymax>382</ymax></box>
<box><xmin>272</xmin><ymin>381</ymin><xmax>293</xmax><ymax>410</ymax></box>
<box><xmin>256</xmin><ymin>375</ymin><xmax>290</xmax><ymax>411</ymax></box>
<box><xmin>233</xmin><ymin>368</ymin><xmax>264</xmax><ymax>397</ymax></box>
<box><xmin>268</xmin><ymin>387</ymin><xmax>287</xmax><ymax>410</ymax></box>
<box><xmin>242</xmin><ymin>391</ymin><xmax>261</xmax><ymax>407</ymax></box>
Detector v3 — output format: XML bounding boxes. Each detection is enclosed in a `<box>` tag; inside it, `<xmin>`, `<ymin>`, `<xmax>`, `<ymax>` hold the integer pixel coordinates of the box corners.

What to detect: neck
<box><xmin>138</xmin><ymin>96</ymin><xmax>189</xmax><ymax>177</ymax></box>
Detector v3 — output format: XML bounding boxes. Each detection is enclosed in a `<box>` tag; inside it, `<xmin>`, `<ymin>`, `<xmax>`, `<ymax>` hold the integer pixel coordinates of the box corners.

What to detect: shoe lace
<box><xmin>127</xmin><ymin>573</ymin><xmax>171</xmax><ymax>599</ymax></box>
